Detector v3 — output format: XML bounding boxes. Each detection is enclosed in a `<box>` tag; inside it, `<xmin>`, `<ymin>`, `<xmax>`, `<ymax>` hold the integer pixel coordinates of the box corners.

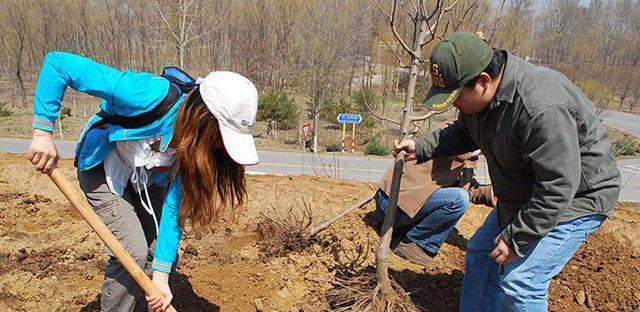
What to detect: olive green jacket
<box><xmin>415</xmin><ymin>52</ymin><xmax>621</xmax><ymax>256</ymax></box>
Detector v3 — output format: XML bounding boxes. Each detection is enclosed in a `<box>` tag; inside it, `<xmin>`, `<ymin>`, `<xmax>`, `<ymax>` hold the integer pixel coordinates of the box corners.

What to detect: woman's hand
<box><xmin>146</xmin><ymin>271</ymin><xmax>173</xmax><ymax>312</ymax></box>
<box><xmin>27</xmin><ymin>129</ymin><xmax>59</xmax><ymax>173</ymax></box>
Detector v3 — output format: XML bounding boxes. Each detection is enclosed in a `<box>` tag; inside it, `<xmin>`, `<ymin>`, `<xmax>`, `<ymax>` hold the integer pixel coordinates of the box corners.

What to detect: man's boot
<box><xmin>393</xmin><ymin>241</ymin><xmax>435</xmax><ymax>266</ymax></box>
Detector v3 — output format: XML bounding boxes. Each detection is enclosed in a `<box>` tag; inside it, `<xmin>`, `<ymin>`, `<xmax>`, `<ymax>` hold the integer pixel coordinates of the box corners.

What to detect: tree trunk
<box><xmin>375</xmin><ymin>18</ymin><xmax>425</xmax><ymax>291</ymax></box>
<box><xmin>619</xmin><ymin>80</ymin><xmax>631</xmax><ymax>111</ymax></box>
<box><xmin>313</xmin><ymin>112</ymin><xmax>319</xmax><ymax>153</ymax></box>
<box><xmin>347</xmin><ymin>59</ymin><xmax>358</xmax><ymax>96</ymax></box>
<box><xmin>630</xmin><ymin>97</ymin><xmax>639</xmax><ymax>114</ymax></box>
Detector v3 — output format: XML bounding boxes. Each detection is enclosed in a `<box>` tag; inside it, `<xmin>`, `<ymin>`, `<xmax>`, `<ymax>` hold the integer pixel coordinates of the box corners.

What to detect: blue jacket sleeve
<box><xmin>33</xmin><ymin>52</ymin><xmax>123</xmax><ymax>132</ymax></box>
<box><xmin>152</xmin><ymin>176</ymin><xmax>183</xmax><ymax>273</ymax></box>
<box><xmin>32</xmin><ymin>51</ymin><xmax>169</xmax><ymax>132</ymax></box>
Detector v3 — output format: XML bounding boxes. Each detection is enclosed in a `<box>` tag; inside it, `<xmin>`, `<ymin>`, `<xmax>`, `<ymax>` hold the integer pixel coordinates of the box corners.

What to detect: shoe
<box><xmin>392</xmin><ymin>242</ymin><xmax>435</xmax><ymax>266</ymax></box>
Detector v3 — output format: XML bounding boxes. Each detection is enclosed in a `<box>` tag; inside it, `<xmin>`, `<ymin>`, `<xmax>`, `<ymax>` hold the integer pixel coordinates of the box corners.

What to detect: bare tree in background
<box><xmin>2</xmin><ymin>1</ymin><xmax>29</xmax><ymax>107</ymax></box>
<box><xmin>153</xmin><ymin>0</ymin><xmax>225</xmax><ymax>69</ymax></box>
<box><xmin>292</xmin><ymin>0</ymin><xmax>372</xmax><ymax>154</ymax></box>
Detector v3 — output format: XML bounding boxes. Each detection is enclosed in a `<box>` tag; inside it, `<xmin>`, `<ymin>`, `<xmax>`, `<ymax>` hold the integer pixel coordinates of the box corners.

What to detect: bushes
<box><xmin>364</xmin><ymin>138</ymin><xmax>391</xmax><ymax>156</ymax></box>
<box><xmin>326</xmin><ymin>143</ymin><xmax>342</xmax><ymax>152</ymax></box>
<box><xmin>612</xmin><ymin>135</ymin><xmax>640</xmax><ymax>157</ymax></box>
<box><xmin>0</xmin><ymin>102</ymin><xmax>12</xmax><ymax>117</ymax></box>
<box><xmin>351</xmin><ymin>89</ymin><xmax>379</xmax><ymax>128</ymax></box>
<box><xmin>323</xmin><ymin>89</ymin><xmax>380</xmax><ymax>128</ymax></box>
<box><xmin>322</xmin><ymin>97</ymin><xmax>352</xmax><ymax>127</ymax></box>
<box><xmin>258</xmin><ymin>89</ymin><xmax>299</xmax><ymax>130</ymax></box>
<box><xmin>60</xmin><ymin>106</ymin><xmax>72</xmax><ymax>119</ymax></box>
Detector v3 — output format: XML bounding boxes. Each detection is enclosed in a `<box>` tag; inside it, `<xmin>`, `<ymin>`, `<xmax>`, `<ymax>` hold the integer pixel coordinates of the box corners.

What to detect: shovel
<box><xmin>47</xmin><ymin>166</ymin><xmax>177</xmax><ymax>312</ymax></box>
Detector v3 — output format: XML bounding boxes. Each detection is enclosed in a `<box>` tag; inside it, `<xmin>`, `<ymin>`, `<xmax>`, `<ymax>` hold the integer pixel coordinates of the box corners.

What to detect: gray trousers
<box><xmin>78</xmin><ymin>165</ymin><xmax>166</xmax><ymax>312</ymax></box>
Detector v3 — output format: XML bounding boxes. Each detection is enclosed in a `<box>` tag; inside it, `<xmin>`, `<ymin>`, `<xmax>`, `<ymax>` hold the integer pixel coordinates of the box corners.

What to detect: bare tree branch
<box><xmin>374</xmin><ymin>31</ymin><xmax>407</xmax><ymax>67</ymax></box>
<box><xmin>383</xmin><ymin>0</ymin><xmax>420</xmax><ymax>60</ymax></box>
<box><xmin>444</xmin><ymin>0</ymin><xmax>462</xmax><ymax>12</ymax></box>
<box><xmin>361</xmin><ymin>89</ymin><xmax>401</xmax><ymax>125</ymax></box>
<box><xmin>399</xmin><ymin>0</ymin><xmax>414</xmax><ymax>18</ymax></box>
<box><xmin>373</xmin><ymin>0</ymin><xmax>392</xmax><ymax>20</ymax></box>
<box><xmin>411</xmin><ymin>106</ymin><xmax>454</xmax><ymax>123</ymax></box>
<box><xmin>408</xmin><ymin>0</ymin><xmax>419</xmax><ymax>14</ymax></box>
<box><xmin>153</xmin><ymin>0</ymin><xmax>180</xmax><ymax>43</ymax></box>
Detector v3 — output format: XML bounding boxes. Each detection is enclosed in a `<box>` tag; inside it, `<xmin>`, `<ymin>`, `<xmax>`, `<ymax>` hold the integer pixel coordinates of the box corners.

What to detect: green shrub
<box><xmin>284</xmin><ymin>138</ymin><xmax>298</xmax><ymax>145</ymax></box>
<box><xmin>351</xmin><ymin>89</ymin><xmax>379</xmax><ymax>128</ymax></box>
<box><xmin>364</xmin><ymin>138</ymin><xmax>391</xmax><ymax>156</ymax></box>
<box><xmin>612</xmin><ymin>135</ymin><xmax>640</xmax><ymax>156</ymax></box>
<box><xmin>258</xmin><ymin>89</ymin><xmax>299</xmax><ymax>130</ymax></box>
<box><xmin>322</xmin><ymin>97</ymin><xmax>352</xmax><ymax>126</ymax></box>
<box><xmin>324</xmin><ymin>90</ymin><xmax>381</xmax><ymax>129</ymax></box>
<box><xmin>0</xmin><ymin>102</ymin><xmax>12</xmax><ymax>117</ymax></box>
<box><xmin>60</xmin><ymin>106</ymin><xmax>73</xmax><ymax>119</ymax></box>
<box><xmin>325</xmin><ymin>143</ymin><xmax>342</xmax><ymax>152</ymax></box>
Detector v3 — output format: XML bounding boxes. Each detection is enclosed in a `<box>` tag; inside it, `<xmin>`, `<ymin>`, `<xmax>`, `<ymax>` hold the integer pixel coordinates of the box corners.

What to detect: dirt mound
<box><xmin>0</xmin><ymin>153</ymin><xmax>638</xmax><ymax>311</ymax></box>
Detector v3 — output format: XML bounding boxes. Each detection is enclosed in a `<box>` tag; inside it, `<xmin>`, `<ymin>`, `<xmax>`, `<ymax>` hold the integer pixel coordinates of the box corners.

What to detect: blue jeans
<box><xmin>460</xmin><ymin>210</ymin><xmax>605</xmax><ymax>312</ymax></box>
<box><xmin>376</xmin><ymin>188</ymin><xmax>469</xmax><ymax>255</ymax></box>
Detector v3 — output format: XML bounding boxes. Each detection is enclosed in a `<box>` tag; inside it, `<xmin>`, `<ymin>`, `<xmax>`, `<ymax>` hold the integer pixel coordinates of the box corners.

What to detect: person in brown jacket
<box><xmin>376</xmin><ymin>152</ymin><xmax>494</xmax><ymax>265</ymax></box>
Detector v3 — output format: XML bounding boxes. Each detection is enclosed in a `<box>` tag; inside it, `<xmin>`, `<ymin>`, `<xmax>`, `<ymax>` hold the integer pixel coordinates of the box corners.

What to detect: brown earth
<box><xmin>0</xmin><ymin>152</ymin><xmax>638</xmax><ymax>311</ymax></box>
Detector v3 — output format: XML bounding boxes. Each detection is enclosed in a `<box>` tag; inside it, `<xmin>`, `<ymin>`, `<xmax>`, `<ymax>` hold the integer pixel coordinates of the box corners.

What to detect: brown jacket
<box><xmin>377</xmin><ymin>156</ymin><xmax>476</xmax><ymax>218</ymax></box>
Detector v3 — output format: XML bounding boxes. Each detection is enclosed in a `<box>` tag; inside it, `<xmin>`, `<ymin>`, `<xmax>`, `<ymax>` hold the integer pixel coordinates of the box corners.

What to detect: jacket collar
<box><xmin>494</xmin><ymin>51</ymin><xmax>519</xmax><ymax>104</ymax></box>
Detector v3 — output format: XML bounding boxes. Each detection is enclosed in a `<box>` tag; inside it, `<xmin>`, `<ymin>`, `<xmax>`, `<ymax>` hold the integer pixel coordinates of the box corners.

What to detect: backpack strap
<box><xmin>96</xmin><ymin>83</ymin><xmax>181</xmax><ymax>129</ymax></box>
<box><xmin>74</xmin><ymin>82</ymin><xmax>182</xmax><ymax>168</ymax></box>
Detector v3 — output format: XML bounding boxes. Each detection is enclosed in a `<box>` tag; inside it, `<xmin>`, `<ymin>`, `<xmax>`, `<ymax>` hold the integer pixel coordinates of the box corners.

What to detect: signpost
<box><xmin>337</xmin><ymin>113</ymin><xmax>363</xmax><ymax>153</ymax></box>
<box><xmin>300</xmin><ymin>123</ymin><xmax>311</xmax><ymax>174</ymax></box>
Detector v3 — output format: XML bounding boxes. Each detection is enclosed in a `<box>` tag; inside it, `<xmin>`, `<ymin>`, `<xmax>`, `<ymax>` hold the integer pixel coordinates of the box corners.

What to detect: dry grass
<box><xmin>255</xmin><ymin>197</ymin><xmax>317</xmax><ymax>258</ymax></box>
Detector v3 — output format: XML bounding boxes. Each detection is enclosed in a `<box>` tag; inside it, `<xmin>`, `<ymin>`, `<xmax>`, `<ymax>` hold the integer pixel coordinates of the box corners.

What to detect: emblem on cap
<box><xmin>430</xmin><ymin>64</ymin><xmax>446</xmax><ymax>88</ymax></box>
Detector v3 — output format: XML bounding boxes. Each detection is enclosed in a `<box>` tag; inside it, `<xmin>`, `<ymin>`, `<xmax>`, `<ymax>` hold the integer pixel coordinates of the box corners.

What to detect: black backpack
<box><xmin>74</xmin><ymin>67</ymin><xmax>196</xmax><ymax>167</ymax></box>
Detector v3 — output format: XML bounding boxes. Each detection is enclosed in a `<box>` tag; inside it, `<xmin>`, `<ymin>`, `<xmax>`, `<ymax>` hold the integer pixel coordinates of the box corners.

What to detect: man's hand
<box><xmin>393</xmin><ymin>139</ymin><xmax>417</xmax><ymax>161</ymax></box>
<box><xmin>27</xmin><ymin>129</ymin><xmax>59</xmax><ymax>174</ymax></box>
<box><xmin>490</xmin><ymin>235</ymin><xmax>519</xmax><ymax>264</ymax></box>
<box><xmin>146</xmin><ymin>271</ymin><xmax>172</xmax><ymax>312</ymax></box>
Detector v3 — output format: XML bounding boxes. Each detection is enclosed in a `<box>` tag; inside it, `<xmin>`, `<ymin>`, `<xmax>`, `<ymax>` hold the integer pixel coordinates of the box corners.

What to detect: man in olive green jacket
<box><xmin>394</xmin><ymin>32</ymin><xmax>620</xmax><ymax>311</ymax></box>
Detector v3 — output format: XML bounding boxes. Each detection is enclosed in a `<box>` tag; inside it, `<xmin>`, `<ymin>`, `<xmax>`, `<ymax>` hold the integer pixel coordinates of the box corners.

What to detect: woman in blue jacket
<box><xmin>27</xmin><ymin>52</ymin><xmax>260</xmax><ymax>311</ymax></box>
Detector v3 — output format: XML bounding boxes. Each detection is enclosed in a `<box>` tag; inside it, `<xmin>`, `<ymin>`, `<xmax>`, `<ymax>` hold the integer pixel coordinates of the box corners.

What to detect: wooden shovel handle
<box><xmin>48</xmin><ymin>167</ymin><xmax>177</xmax><ymax>312</ymax></box>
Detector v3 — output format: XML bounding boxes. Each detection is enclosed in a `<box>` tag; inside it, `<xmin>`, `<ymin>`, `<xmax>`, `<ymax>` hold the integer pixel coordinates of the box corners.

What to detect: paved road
<box><xmin>3</xmin><ymin>137</ymin><xmax>638</xmax><ymax>202</ymax></box>
<box><xmin>602</xmin><ymin>110</ymin><xmax>640</xmax><ymax>138</ymax></box>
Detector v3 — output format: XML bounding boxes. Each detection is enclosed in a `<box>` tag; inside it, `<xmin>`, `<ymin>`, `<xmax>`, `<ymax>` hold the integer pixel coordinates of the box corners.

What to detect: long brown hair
<box><xmin>173</xmin><ymin>88</ymin><xmax>246</xmax><ymax>230</ymax></box>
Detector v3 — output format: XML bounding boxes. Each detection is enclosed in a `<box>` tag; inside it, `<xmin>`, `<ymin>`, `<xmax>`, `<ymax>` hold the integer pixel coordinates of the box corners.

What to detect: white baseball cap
<box><xmin>199</xmin><ymin>71</ymin><xmax>260</xmax><ymax>165</ymax></box>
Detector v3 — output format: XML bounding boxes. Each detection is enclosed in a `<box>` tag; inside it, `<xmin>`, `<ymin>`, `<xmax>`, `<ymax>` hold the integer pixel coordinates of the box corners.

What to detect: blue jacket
<box><xmin>33</xmin><ymin>51</ymin><xmax>184</xmax><ymax>273</ymax></box>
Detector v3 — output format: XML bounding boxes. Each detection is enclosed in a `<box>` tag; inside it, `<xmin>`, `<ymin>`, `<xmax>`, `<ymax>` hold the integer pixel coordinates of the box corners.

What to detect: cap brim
<box><xmin>422</xmin><ymin>86</ymin><xmax>463</xmax><ymax>112</ymax></box>
<box><xmin>218</xmin><ymin>123</ymin><xmax>260</xmax><ymax>166</ymax></box>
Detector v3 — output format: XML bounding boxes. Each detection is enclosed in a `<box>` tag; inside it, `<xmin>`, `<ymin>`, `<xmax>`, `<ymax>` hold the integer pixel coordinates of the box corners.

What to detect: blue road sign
<box><xmin>337</xmin><ymin>113</ymin><xmax>363</xmax><ymax>124</ymax></box>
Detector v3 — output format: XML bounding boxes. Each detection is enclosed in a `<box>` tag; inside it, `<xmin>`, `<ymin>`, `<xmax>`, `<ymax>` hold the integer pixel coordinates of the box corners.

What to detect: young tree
<box><xmin>330</xmin><ymin>1</ymin><xmax>465</xmax><ymax>310</ymax></box>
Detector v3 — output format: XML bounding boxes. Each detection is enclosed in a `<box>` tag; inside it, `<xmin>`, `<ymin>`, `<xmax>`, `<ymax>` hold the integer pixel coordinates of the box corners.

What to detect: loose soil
<box><xmin>0</xmin><ymin>153</ymin><xmax>638</xmax><ymax>311</ymax></box>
